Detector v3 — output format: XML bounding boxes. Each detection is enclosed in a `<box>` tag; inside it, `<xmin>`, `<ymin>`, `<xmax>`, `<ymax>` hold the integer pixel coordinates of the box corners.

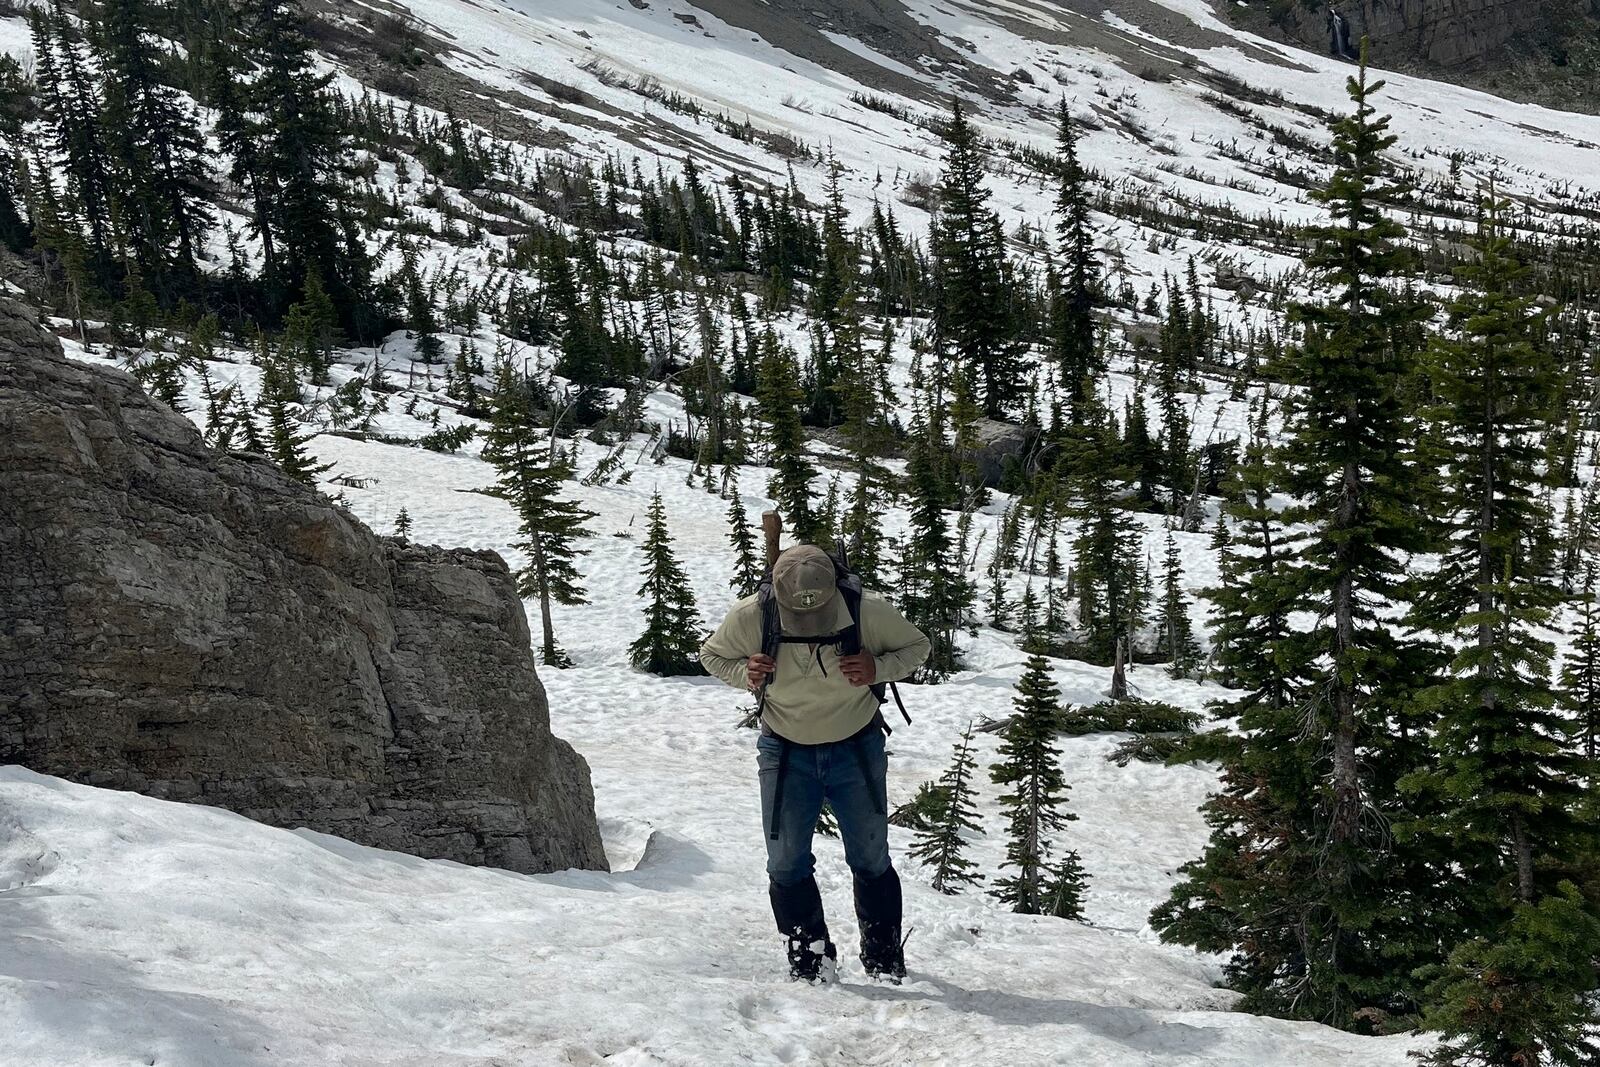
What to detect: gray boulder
<box><xmin>0</xmin><ymin>298</ymin><xmax>606</xmax><ymax>874</ymax></box>
<box><xmin>966</xmin><ymin>417</ymin><xmax>1040</xmax><ymax>488</ymax></box>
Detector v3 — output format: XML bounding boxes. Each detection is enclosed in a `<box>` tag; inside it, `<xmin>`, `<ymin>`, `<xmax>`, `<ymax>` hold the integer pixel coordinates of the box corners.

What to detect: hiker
<box><xmin>700</xmin><ymin>544</ymin><xmax>930</xmax><ymax>984</ymax></box>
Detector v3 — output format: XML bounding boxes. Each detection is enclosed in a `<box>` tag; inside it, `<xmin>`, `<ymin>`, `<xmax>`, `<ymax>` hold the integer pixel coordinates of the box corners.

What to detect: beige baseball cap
<box><xmin>772</xmin><ymin>545</ymin><xmax>845</xmax><ymax>637</ymax></box>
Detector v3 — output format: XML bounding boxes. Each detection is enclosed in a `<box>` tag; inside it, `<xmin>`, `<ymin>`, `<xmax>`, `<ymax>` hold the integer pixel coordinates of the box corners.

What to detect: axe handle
<box><xmin>762</xmin><ymin>510</ymin><xmax>783</xmax><ymax>569</ymax></box>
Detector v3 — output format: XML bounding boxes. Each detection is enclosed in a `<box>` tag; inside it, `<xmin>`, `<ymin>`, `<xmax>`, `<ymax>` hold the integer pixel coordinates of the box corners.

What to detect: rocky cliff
<box><xmin>0</xmin><ymin>298</ymin><xmax>607</xmax><ymax>875</ymax></box>
<box><xmin>1280</xmin><ymin>0</ymin><xmax>1551</xmax><ymax>69</ymax></box>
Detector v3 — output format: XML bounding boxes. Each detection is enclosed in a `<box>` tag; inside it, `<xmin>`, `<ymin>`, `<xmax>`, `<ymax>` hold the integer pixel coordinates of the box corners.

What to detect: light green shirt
<box><xmin>699</xmin><ymin>590</ymin><xmax>931</xmax><ymax>744</ymax></box>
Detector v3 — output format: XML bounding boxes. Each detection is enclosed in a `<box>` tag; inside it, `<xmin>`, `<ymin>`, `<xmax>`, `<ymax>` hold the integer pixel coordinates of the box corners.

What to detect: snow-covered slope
<box><xmin>0</xmin><ymin>748</ymin><xmax>1417</xmax><ymax>1067</ymax></box>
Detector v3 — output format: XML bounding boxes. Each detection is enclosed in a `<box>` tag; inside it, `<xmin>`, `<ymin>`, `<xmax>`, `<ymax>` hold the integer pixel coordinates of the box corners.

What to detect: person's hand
<box><xmin>838</xmin><ymin>653</ymin><xmax>876</xmax><ymax>688</ymax></box>
<box><xmin>746</xmin><ymin>654</ymin><xmax>776</xmax><ymax>691</ymax></box>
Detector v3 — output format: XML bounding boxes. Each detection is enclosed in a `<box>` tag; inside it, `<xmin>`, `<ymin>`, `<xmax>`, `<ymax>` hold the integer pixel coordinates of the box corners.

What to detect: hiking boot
<box><xmin>860</xmin><ymin>938</ymin><xmax>906</xmax><ymax>984</ymax></box>
<box><xmin>853</xmin><ymin>866</ymin><xmax>905</xmax><ymax>983</ymax></box>
<box><xmin>787</xmin><ymin>935</ymin><xmax>838</xmax><ymax>983</ymax></box>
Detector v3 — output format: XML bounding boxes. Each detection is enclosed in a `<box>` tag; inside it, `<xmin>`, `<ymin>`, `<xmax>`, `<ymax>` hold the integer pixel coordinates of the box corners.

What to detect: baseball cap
<box><xmin>772</xmin><ymin>545</ymin><xmax>843</xmax><ymax>637</ymax></box>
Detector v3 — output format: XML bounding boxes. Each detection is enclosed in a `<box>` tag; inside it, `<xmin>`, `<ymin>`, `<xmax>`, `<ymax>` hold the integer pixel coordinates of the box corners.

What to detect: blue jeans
<box><xmin>757</xmin><ymin>725</ymin><xmax>892</xmax><ymax>888</ymax></box>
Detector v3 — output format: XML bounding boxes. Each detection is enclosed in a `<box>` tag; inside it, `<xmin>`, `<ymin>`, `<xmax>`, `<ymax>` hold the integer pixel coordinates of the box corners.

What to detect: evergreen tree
<box><xmin>1155</xmin><ymin>59</ymin><xmax>1440</xmax><ymax>1028</ymax></box>
<box><xmin>281</xmin><ymin>270</ymin><xmax>339</xmax><ymax>384</ymax></box>
<box><xmin>217</xmin><ymin>0</ymin><xmax>372</xmax><ymax>325</ymax></box>
<box><xmin>257</xmin><ymin>342</ymin><xmax>329</xmax><ymax>486</ymax></box>
<box><xmin>98</xmin><ymin>0</ymin><xmax>214</xmax><ymax>300</ymax></box>
<box><xmin>990</xmin><ymin>644</ymin><xmax>1075</xmax><ymax>914</ymax></box>
<box><xmin>1199</xmin><ymin>415</ymin><xmax>1297</xmax><ymax>699</ymax></box>
<box><xmin>484</xmin><ymin>358</ymin><xmax>594</xmax><ymax>666</ymax></box>
<box><xmin>393</xmin><ymin>507</ymin><xmax>412</xmax><ymax>544</ymax></box>
<box><xmin>1419</xmin><ymin>883</ymin><xmax>1600</xmax><ymax>1067</ymax></box>
<box><xmin>1068</xmin><ymin>418</ymin><xmax>1143</xmax><ymax>666</ymax></box>
<box><xmin>1156</xmin><ymin>528</ymin><xmax>1201</xmax><ymax>677</ymax></box>
<box><xmin>1254</xmin><ymin>58</ymin><xmax>1440</xmax><ymax>1026</ymax></box>
<box><xmin>631</xmin><ymin>491</ymin><xmax>705</xmax><ymax>676</ymax></box>
<box><xmin>1051</xmin><ymin>99</ymin><xmax>1100</xmax><ymax>424</ymax></box>
<box><xmin>726</xmin><ymin>471</ymin><xmax>763</xmax><ymax>598</ymax></box>
<box><xmin>0</xmin><ymin>55</ymin><xmax>34</xmax><ymax>253</ymax></box>
<box><xmin>1564</xmin><ymin>562</ymin><xmax>1600</xmax><ymax>764</ymax></box>
<box><xmin>754</xmin><ymin>327</ymin><xmax>816</xmax><ymax>541</ymax></box>
<box><xmin>1043</xmin><ymin>849</ymin><xmax>1089</xmax><ymax>921</ymax></box>
<box><xmin>909</xmin><ymin>721</ymin><xmax>985</xmax><ymax>894</ymax></box>
<box><xmin>31</xmin><ymin>5</ymin><xmax>116</xmax><ymax>270</ymax></box>
<box><xmin>1405</xmin><ymin>196</ymin><xmax>1597</xmax><ymax>1058</ymax></box>
<box><xmin>932</xmin><ymin>102</ymin><xmax>1020</xmax><ymax>419</ymax></box>
<box><xmin>901</xmin><ymin>403</ymin><xmax>969</xmax><ymax>679</ymax></box>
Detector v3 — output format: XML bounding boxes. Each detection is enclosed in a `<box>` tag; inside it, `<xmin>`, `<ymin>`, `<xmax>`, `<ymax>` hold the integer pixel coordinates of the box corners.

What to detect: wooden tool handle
<box><xmin>762</xmin><ymin>510</ymin><xmax>783</xmax><ymax>569</ymax></box>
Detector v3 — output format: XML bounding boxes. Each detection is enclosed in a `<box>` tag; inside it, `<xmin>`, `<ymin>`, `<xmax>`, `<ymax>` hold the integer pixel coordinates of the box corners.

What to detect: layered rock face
<box><xmin>1288</xmin><ymin>0</ymin><xmax>1547</xmax><ymax>69</ymax></box>
<box><xmin>0</xmin><ymin>299</ymin><xmax>606</xmax><ymax>874</ymax></box>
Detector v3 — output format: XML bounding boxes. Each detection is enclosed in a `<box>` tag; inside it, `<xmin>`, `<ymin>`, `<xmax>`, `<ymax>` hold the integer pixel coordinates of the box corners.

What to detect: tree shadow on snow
<box><xmin>848</xmin><ymin>972</ymin><xmax>1227</xmax><ymax>1056</ymax></box>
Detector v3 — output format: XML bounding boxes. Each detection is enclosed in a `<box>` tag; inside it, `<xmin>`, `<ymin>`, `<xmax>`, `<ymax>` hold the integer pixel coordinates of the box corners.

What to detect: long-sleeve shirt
<box><xmin>699</xmin><ymin>589</ymin><xmax>930</xmax><ymax>744</ymax></box>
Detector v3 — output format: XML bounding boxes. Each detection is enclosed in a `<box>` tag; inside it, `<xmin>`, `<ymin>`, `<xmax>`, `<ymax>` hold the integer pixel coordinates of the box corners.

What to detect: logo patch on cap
<box><xmin>798</xmin><ymin>590</ymin><xmax>819</xmax><ymax>608</ymax></box>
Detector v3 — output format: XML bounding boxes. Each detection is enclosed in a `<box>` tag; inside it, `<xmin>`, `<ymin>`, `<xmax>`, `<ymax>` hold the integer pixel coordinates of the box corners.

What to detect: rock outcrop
<box><xmin>1282</xmin><ymin>0</ymin><xmax>1548</xmax><ymax>70</ymax></box>
<box><xmin>0</xmin><ymin>298</ymin><xmax>607</xmax><ymax>874</ymax></box>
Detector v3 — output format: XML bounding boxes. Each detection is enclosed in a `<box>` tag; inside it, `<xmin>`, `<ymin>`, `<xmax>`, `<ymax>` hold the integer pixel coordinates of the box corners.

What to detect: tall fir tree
<box><xmin>1050</xmin><ymin>99</ymin><xmax>1101</xmax><ymax>425</ymax></box>
<box><xmin>631</xmin><ymin>491</ymin><xmax>705</xmax><ymax>676</ymax></box>
<box><xmin>1405</xmin><ymin>196</ymin><xmax>1598</xmax><ymax>1060</ymax></box>
<box><xmin>1067</xmin><ymin>416</ymin><xmax>1143</xmax><ymax>666</ymax></box>
<box><xmin>901</xmin><ymin>401</ymin><xmax>969</xmax><ymax>679</ymax></box>
<box><xmin>754</xmin><ymin>327</ymin><xmax>817</xmax><ymax>542</ymax></box>
<box><xmin>932</xmin><ymin>102</ymin><xmax>1020</xmax><ymax>420</ymax></box>
<box><xmin>98</xmin><ymin>0</ymin><xmax>213</xmax><ymax>301</ymax></box>
<box><xmin>216</xmin><ymin>0</ymin><xmax>372</xmax><ymax>327</ymax></box>
<box><xmin>0</xmin><ymin>54</ymin><xmax>35</xmax><ymax>253</ymax></box>
<box><xmin>1155</xmin><ymin>58</ymin><xmax>1440</xmax><ymax>1028</ymax></box>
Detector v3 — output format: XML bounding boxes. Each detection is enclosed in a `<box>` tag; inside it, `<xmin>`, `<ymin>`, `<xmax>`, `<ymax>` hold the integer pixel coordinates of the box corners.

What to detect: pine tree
<box><xmin>218</xmin><ymin>0</ymin><xmax>371</xmax><ymax>324</ymax></box>
<box><xmin>0</xmin><ymin>55</ymin><xmax>34</xmax><ymax>253</ymax></box>
<box><xmin>257</xmin><ymin>341</ymin><xmax>330</xmax><ymax>486</ymax></box>
<box><xmin>932</xmin><ymin>102</ymin><xmax>1021</xmax><ymax>420</ymax></box>
<box><xmin>1155</xmin><ymin>58</ymin><xmax>1440</xmax><ymax>1028</ymax></box>
<box><xmin>394</xmin><ymin>507</ymin><xmax>412</xmax><ymax>543</ymax></box>
<box><xmin>1156</xmin><ymin>528</ymin><xmax>1201</xmax><ymax>677</ymax></box>
<box><xmin>909</xmin><ymin>721</ymin><xmax>985</xmax><ymax>894</ymax></box>
<box><xmin>1051</xmin><ymin>99</ymin><xmax>1100</xmax><ymax>424</ymax></box>
<box><xmin>1409</xmin><ymin>194</ymin><xmax>1586</xmax><ymax>897</ymax></box>
<box><xmin>1564</xmin><ymin>561</ymin><xmax>1600</xmax><ymax>764</ymax></box>
<box><xmin>631</xmin><ymin>491</ymin><xmax>705</xmax><ymax>676</ymax></box>
<box><xmin>1403</xmin><ymin>195</ymin><xmax>1597</xmax><ymax>1058</ymax></box>
<box><xmin>754</xmin><ymin>328</ymin><xmax>816</xmax><ymax>541</ymax></box>
<box><xmin>1043</xmin><ymin>849</ymin><xmax>1089</xmax><ymax>921</ymax></box>
<box><xmin>1419</xmin><ymin>883</ymin><xmax>1600</xmax><ymax>1067</ymax></box>
<box><xmin>485</xmin><ymin>360</ymin><xmax>594</xmax><ymax>667</ymax></box>
<box><xmin>98</xmin><ymin>0</ymin><xmax>213</xmax><ymax>300</ymax></box>
<box><xmin>901</xmin><ymin>404</ymin><xmax>969</xmax><ymax>679</ymax></box>
<box><xmin>1199</xmin><ymin>415</ymin><xmax>1297</xmax><ymax>699</ymax></box>
<box><xmin>990</xmin><ymin>644</ymin><xmax>1075</xmax><ymax>914</ymax></box>
<box><xmin>1068</xmin><ymin>418</ymin><xmax>1143</xmax><ymax>666</ymax></box>
<box><xmin>281</xmin><ymin>271</ymin><xmax>339</xmax><ymax>384</ymax></box>
<box><xmin>726</xmin><ymin>471</ymin><xmax>763</xmax><ymax>598</ymax></box>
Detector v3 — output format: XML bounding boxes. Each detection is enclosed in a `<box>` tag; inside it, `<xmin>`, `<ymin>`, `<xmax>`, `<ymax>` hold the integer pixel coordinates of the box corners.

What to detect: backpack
<box><xmin>754</xmin><ymin>541</ymin><xmax>912</xmax><ymax>731</ymax></box>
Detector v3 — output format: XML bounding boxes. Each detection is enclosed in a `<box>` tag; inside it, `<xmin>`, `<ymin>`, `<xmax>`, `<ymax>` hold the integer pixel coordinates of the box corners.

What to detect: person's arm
<box><xmin>699</xmin><ymin>599</ymin><xmax>760</xmax><ymax>692</ymax></box>
<box><xmin>865</xmin><ymin>597</ymin><xmax>931</xmax><ymax>683</ymax></box>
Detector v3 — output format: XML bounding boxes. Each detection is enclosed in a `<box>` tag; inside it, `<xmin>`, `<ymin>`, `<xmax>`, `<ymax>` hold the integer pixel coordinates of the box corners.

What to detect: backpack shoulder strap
<box><xmin>839</xmin><ymin>580</ymin><xmax>912</xmax><ymax>725</ymax></box>
<box><xmin>757</xmin><ymin>579</ymin><xmax>780</xmax><ymax>656</ymax></box>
